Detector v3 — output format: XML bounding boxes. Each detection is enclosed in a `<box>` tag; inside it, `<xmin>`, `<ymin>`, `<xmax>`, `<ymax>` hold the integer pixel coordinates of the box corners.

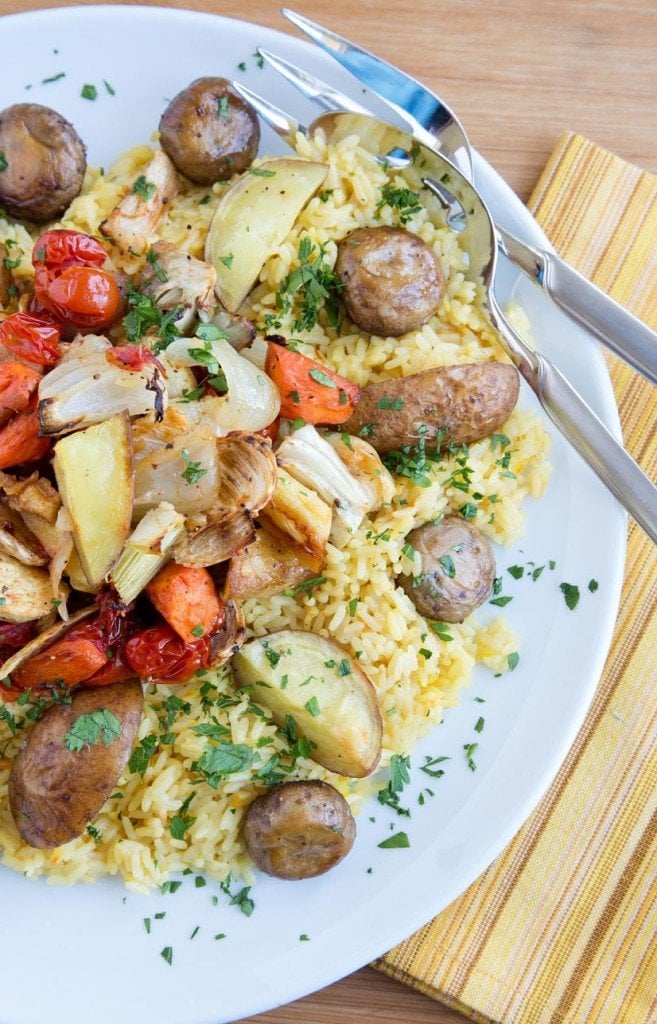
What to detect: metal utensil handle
<box><xmin>499</xmin><ymin>229</ymin><xmax>657</xmax><ymax>386</ymax></box>
<box><xmin>491</xmin><ymin>297</ymin><xmax>657</xmax><ymax>542</ymax></box>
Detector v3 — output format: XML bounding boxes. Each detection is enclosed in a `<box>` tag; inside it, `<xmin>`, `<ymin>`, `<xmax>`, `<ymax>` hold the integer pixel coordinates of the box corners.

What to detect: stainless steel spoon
<box><xmin>279</xmin><ymin>9</ymin><xmax>657</xmax><ymax>388</ymax></box>
<box><xmin>229</xmin><ymin>95</ymin><xmax>657</xmax><ymax>542</ymax></box>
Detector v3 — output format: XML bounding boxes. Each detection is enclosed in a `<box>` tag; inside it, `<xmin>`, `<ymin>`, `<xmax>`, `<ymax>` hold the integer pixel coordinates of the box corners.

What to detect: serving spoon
<box><xmin>277</xmin><ymin>9</ymin><xmax>657</xmax><ymax>389</ymax></box>
<box><xmin>228</xmin><ymin>95</ymin><xmax>657</xmax><ymax>543</ymax></box>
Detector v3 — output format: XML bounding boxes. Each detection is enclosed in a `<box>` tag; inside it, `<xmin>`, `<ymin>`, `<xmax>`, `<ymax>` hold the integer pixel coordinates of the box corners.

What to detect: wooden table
<box><xmin>2</xmin><ymin>0</ymin><xmax>655</xmax><ymax>1020</ymax></box>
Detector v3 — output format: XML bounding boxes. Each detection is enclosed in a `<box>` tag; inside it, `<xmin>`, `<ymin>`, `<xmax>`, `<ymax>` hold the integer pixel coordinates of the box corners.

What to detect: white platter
<box><xmin>0</xmin><ymin>7</ymin><xmax>625</xmax><ymax>1023</ymax></box>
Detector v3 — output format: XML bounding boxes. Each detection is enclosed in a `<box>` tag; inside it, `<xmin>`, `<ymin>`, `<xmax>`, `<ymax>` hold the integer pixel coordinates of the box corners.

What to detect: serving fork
<box><xmin>277</xmin><ymin>9</ymin><xmax>657</xmax><ymax>390</ymax></box>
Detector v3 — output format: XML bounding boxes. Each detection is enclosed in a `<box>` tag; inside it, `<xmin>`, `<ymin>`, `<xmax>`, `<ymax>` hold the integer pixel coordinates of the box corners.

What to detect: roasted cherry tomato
<box><xmin>125</xmin><ymin>624</ymin><xmax>209</xmax><ymax>684</ymax></box>
<box><xmin>105</xmin><ymin>344</ymin><xmax>163</xmax><ymax>373</ymax></box>
<box><xmin>0</xmin><ymin>312</ymin><xmax>61</xmax><ymax>367</ymax></box>
<box><xmin>0</xmin><ymin>396</ymin><xmax>51</xmax><ymax>470</ymax></box>
<box><xmin>35</xmin><ymin>263</ymin><xmax>122</xmax><ymax>330</ymax></box>
<box><xmin>32</xmin><ymin>229</ymin><xmax>108</xmax><ymax>271</ymax></box>
<box><xmin>11</xmin><ymin>620</ymin><xmax>109</xmax><ymax>692</ymax></box>
<box><xmin>0</xmin><ymin>362</ymin><xmax>42</xmax><ymax>424</ymax></box>
<box><xmin>85</xmin><ymin>648</ymin><xmax>136</xmax><ymax>687</ymax></box>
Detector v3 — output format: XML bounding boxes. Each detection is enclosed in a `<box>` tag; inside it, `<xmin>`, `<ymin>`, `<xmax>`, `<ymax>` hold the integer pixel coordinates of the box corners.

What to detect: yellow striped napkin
<box><xmin>375</xmin><ymin>133</ymin><xmax>657</xmax><ymax>1024</ymax></box>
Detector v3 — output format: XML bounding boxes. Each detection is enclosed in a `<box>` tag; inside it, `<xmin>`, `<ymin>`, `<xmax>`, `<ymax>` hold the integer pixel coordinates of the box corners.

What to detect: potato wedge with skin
<box><xmin>343</xmin><ymin>362</ymin><xmax>520</xmax><ymax>454</ymax></box>
<box><xmin>53</xmin><ymin>412</ymin><xmax>134</xmax><ymax>587</ymax></box>
<box><xmin>0</xmin><ymin>551</ymin><xmax>58</xmax><ymax>623</ymax></box>
<box><xmin>232</xmin><ymin>630</ymin><xmax>382</xmax><ymax>778</ymax></box>
<box><xmin>226</xmin><ymin>527</ymin><xmax>324</xmax><ymax>601</ymax></box>
<box><xmin>8</xmin><ymin>680</ymin><xmax>143</xmax><ymax>849</ymax></box>
<box><xmin>260</xmin><ymin>468</ymin><xmax>332</xmax><ymax>560</ymax></box>
<box><xmin>205</xmin><ymin>157</ymin><xmax>328</xmax><ymax>312</ymax></box>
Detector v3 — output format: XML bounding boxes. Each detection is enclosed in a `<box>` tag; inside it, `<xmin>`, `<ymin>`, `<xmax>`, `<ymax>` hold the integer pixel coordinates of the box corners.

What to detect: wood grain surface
<box><xmin>1</xmin><ymin>1</ymin><xmax>654</xmax><ymax>1021</ymax></box>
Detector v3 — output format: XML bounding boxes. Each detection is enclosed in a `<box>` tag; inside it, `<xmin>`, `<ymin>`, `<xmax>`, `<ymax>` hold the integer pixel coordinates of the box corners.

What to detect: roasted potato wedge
<box><xmin>226</xmin><ymin>527</ymin><xmax>324</xmax><ymax>601</ymax></box>
<box><xmin>343</xmin><ymin>362</ymin><xmax>520</xmax><ymax>454</ymax></box>
<box><xmin>0</xmin><ymin>552</ymin><xmax>59</xmax><ymax>624</ymax></box>
<box><xmin>53</xmin><ymin>412</ymin><xmax>134</xmax><ymax>587</ymax></box>
<box><xmin>232</xmin><ymin>629</ymin><xmax>382</xmax><ymax>778</ymax></box>
<box><xmin>243</xmin><ymin>780</ymin><xmax>356</xmax><ymax>879</ymax></box>
<box><xmin>260</xmin><ymin>468</ymin><xmax>332</xmax><ymax>560</ymax></box>
<box><xmin>205</xmin><ymin>157</ymin><xmax>328</xmax><ymax>312</ymax></box>
<box><xmin>8</xmin><ymin>680</ymin><xmax>143</xmax><ymax>849</ymax></box>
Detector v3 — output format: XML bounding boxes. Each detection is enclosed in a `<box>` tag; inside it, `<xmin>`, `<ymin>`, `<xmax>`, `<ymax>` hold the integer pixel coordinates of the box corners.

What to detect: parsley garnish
<box><xmin>507</xmin><ymin>652</ymin><xmax>520</xmax><ymax>671</ymax></box>
<box><xmin>377</xmin><ymin>753</ymin><xmax>411</xmax><ymax>816</ymax></box>
<box><xmin>160</xmin><ymin>946</ymin><xmax>173</xmax><ymax>966</ymax></box>
<box><xmin>146</xmin><ymin>247</ymin><xmax>168</xmax><ymax>283</ymax></box>
<box><xmin>104</xmin><ymin>79</ymin><xmax>115</xmax><ymax>95</ymax></box>
<box><xmin>122</xmin><ymin>285</ymin><xmax>181</xmax><ymax>350</ymax></box>
<box><xmin>81</xmin><ymin>83</ymin><xmax>97</xmax><ymax>100</ymax></box>
<box><xmin>218</xmin><ymin>95</ymin><xmax>229</xmax><ymax>118</ymax></box>
<box><xmin>438</xmin><ymin>554</ymin><xmax>456</xmax><ymax>578</ymax></box>
<box><xmin>266</xmin><ymin>236</ymin><xmax>343</xmax><ymax>333</ymax></box>
<box><xmin>382</xmin><ymin>436</ymin><xmax>442</xmax><ymax>487</ymax></box>
<box><xmin>191</xmin><ymin>625</ymin><xmax>205</xmax><ymax>638</ymax></box>
<box><xmin>463</xmin><ymin>742</ymin><xmax>478</xmax><ymax>771</ymax></box>
<box><xmin>559</xmin><ymin>582</ymin><xmax>580</xmax><ymax>610</ymax></box>
<box><xmin>218</xmin><ymin>253</ymin><xmax>234</xmax><ymax>268</ymax></box>
<box><xmin>376</xmin><ymin>184</ymin><xmax>423</xmax><ymax>224</ymax></box>
<box><xmin>378</xmin><ymin>831</ymin><xmax>410</xmax><ymax>849</ymax></box>
<box><xmin>181</xmin><ymin>449</ymin><xmax>208</xmax><ymax>485</ymax></box>
<box><xmin>348</xmin><ymin>598</ymin><xmax>358</xmax><ymax>617</ymax></box>
<box><xmin>429</xmin><ymin>621</ymin><xmax>453</xmax><ymax>642</ymax></box>
<box><xmin>474</xmin><ymin>716</ymin><xmax>485</xmax><ymax>733</ymax></box>
<box><xmin>304</xmin><ymin>696</ymin><xmax>320</xmax><ymax>717</ymax></box>
<box><xmin>42</xmin><ymin>72</ymin><xmax>65</xmax><ymax>84</ymax></box>
<box><xmin>588</xmin><ymin>579</ymin><xmax>599</xmax><ymax>592</ymax></box>
<box><xmin>128</xmin><ymin>733</ymin><xmax>158</xmax><ymax>777</ymax></box>
<box><xmin>248</xmin><ymin>166</ymin><xmax>276</xmax><ymax>177</ymax></box>
<box><xmin>132</xmin><ymin>175</ymin><xmax>157</xmax><ymax>201</ymax></box>
<box><xmin>283</xmin><ymin>575</ymin><xmax>327</xmax><ymax>596</ymax></box>
<box><xmin>420</xmin><ymin>755</ymin><xmax>449</xmax><ymax>778</ymax></box>
<box><xmin>376</xmin><ymin>395</ymin><xmax>405</xmax><ymax>411</ymax></box>
<box><xmin>0</xmin><ymin>152</ymin><xmax>8</xmax><ymax>173</ymax></box>
<box><xmin>63</xmin><ymin>709</ymin><xmax>121</xmax><ymax>752</ymax></box>
<box><xmin>309</xmin><ymin>367</ymin><xmax>336</xmax><ymax>389</ymax></box>
<box><xmin>193</xmin><ymin>742</ymin><xmax>257</xmax><ymax>787</ymax></box>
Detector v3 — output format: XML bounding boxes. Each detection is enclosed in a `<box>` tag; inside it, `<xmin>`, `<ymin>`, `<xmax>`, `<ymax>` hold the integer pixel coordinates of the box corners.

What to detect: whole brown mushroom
<box><xmin>400</xmin><ymin>516</ymin><xmax>496</xmax><ymax>623</ymax></box>
<box><xmin>0</xmin><ymin>103</ymin><xmax>86</xmax><ymax>223</ymax></box>
<box><xmin>335</xmin><ymin>225</ymin><xmax>444</xmax><ymax>337</ymax></box>
<box><xmin>242</xmin><ymin>780</ymin><xmax>356</xmax><ymax>880</ymax></box>
<box><xmin>159</xmin><ymin>77</ymin><xmax>260</xmax><ymax>184</ymax></box>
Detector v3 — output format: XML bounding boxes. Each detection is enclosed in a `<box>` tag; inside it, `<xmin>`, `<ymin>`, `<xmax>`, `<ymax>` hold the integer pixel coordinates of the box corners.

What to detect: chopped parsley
<box><xmin>489</xmin><ymin>594</ymin><xmax>513</xmax><ymax>607</ymax></box>
<box><xmin>283</xmin><ymin>575</ymin><xmax>327</xmax><ymax>596</ymax></box>
<box><xmin>459</xmin><ymin>502</ymin><xmax>477</xmax><ymax>520</ymax></box>
<box><xmin>376</xmin><ymin>395</ymin><xmax>405</xmax><ymax>411</ymax></box>
<box><xmin>304</xmin><ymin>696</ymin><xmax>320</xmax><ymax>717</ymax></box>
<box><xmin>429</xmin><ymin>621</ymin><xmax>453</xmax><ymax>642</ymax></box>
<box><xmin>507</xmin><ymin>565</ymin><xmax>525</xmax><ymax>579</ymax></box>
<box><xmin>265</xmin><ymin>236</ymin><xmax>343</xmax><ymax>333</ymax></box>
<box><xmin>181</xmin><ymin>449</ymin><xmax>208</xmax><ymax>485</ymax></box>
<box><xmin>170</xmin><ymin>793</ymin><xmax>196</xmax><ymax>840</ymax></box>
<box><xmin>104</xmin><ymin>79</ymin><xmax>115</xmax><ymax>95</ymax></box>
<box><xmin>86</xmin><ymin>824</ymin><xmax>101</xmax><ymax>843</ymax></box>
<box><xmin>160</xmin><ymin>946</ymin><xmax>173</xmax><ymax>966</ymax></box>
<box><xmin>337</xmin><ymin>659</ymin><xmax>352</xmax><ymax>677</ymax></box>
<box><xmin>377</xmin><ymin>753</ymin><xmax>411</xmax><ymax>817</ymax></box>
<box><xmin>438</xmin><ymin>554</ymin><xmax>456</xmax><ymax>578</ymax></box>
<box><xmin>128</xmin><ymin>733</ymin><xmax>158</xmax><ymax>777</ymax></box>
<box><xmin>588</xmin><ymin>579</ymin><xmax>599</xmax><ymax>592</ymax></box>
<box><xmin>0</xmin><ymin>152</ymin><xmax>8</xmax><ymax>173</ymax></box>
<box><xmin>474</xmin><ymin>716</ymin><xmax>485</xmax><ymax>733</ymax></box>
<box><xmin>190</xmin><ymin>625</ymin><xmax>205</xmax><ymax>638</ymax></box>
<box><xmin>218</xmin><ymin>253</ymin><xmax>234</xmax><ymax>269</ymax></box>
<box><xmin>63</xmin><ymin>709</ymin><xmax>121</xmax><ymax>752</ymax></box>
<box><xmin>463</xmin><ymin>742</ymin><xmax>478</xmax><ymax>771</ymax></box>
<box><xmin>420</xmin><ymin>755</ymin><xmax>449</xmax><ymax>778</ymax></box>
<box><xmin>193</xmin><ymin>742</ymin><xmax>258</xmax><ymax>787</ymax></box>
<box><xmin>309</xmin><ymin>367</ymin><xmax>336</xmax><ymax>389</ymax></box>
<box><xmin>507</xmin><ymin>652</ymin><xmax>520</xmax><ymax>671</ymax></box>
<box><xmin>559</xmin><ymin>582</ymin><xmax>580</xmax><ymax>610</ymax></box>
<box><xmin>146</xmin><ymin>247</ymin><xmax>168</xmax><ymax>283</ymax></box>
<box><xmin>378</xmin><ymin>831</ymin><xmax>410</xmax><ymax>849</ymax></box>
<box><xmin>376</xmin><ymin>184</ymin><xmax>423</xmax><ymax>224</ymax></box>
<box><xmin>42</xmin><ymin>71</ymin><xmax>66</xmax><ymax>84</ymax></box>
<box><xmin>248</xmin><ymin>166</ymin><xmax>276</xmax><ymax>177</ymax></box>
<box><xmin>218</xmin><ymin>95</ymin><xmax>230</xmax><ymax>118</ymax></box>
<box><xmin>80</xmin><ymin>83</ymin><xmax>97</xmax><ymax>100</ymax></box>
<box><xmin>132</xmin><ymin>176</ymin><xmax>157</xmax><ymax>201</ymax></box>
<box><xmin>122</xmin><ymin>285</ymin><xmax>181</xmax><ymax>350</ymax></box>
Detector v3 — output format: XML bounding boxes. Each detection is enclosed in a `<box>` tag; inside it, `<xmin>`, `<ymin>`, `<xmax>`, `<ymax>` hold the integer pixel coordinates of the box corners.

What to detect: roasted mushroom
<box><xmin>335</xmin><ymin>226</ymin><xmax>444</xmax><ymax>337</ymax></box>
<box><xmin>343</xmin><ymin>362</ymin><xmax>520</xmax><ymax>454</ymax></box>
<box><xmin>0</xmin><ymin>103</ymin><xmax>86</xmax><ymax>223</ymax></box>
<box><xmin>399</xmin><ymin>516</ymin><xmax>496</xmax><ymax>622</ymax></box>
<box><xmin>242</xmin><ymin>781</ymin><xmax>356</xmax><ymax>879</ymax></box>
<box><xmin>159</xmin><ymin>77</ymin><xmax>260</xmax><ymax>184</ymax></box>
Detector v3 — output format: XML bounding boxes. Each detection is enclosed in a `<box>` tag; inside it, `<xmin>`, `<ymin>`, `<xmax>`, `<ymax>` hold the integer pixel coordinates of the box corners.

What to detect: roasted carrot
<box><xmin>0</xmin><ymin>396</ymin><xmax>50</xmax><ymax>470</ymax></box>
<box><xmin>11</xmin><ymin>622</ymin><xmax>108</xmax><ymax>691</ymax></box>
<box><xmin>0</xmin><ymin>362</ymin><xmax>42</xmax><ymax>425</ymax></box>
<box><xmin>145</xmin><ymin>563</ymin><xmax>225</xmax><ymax>642</ymax></box>
<box><xmin>265</xmin><ymin>342</ymin><xmax>361</xmax><ymax>424</ymax></box>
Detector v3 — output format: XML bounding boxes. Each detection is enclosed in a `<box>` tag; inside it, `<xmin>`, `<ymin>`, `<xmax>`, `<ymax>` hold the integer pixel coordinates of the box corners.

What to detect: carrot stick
<box><xmin>12</xmin><ymin>622</ymin><xmax>108</xmax><ymax>691</ymax></box>
<box><xmin>0</xmin><ymin>396</ymin><xmax>50</xmax><ymax>470</ymax></box>
<box><xmin>0</xmin><ymin>362</ymin><xmax>42</xmax><ymax>425</ymax></box>
<box><xmin>145</xmin><ymin>563</ymin><xmax>225</xmax><ymax>642</ymax></box>
<box><xmin>265</xmin><ymin>342</ymin><xmax>360</xmax><ymax>424</ymax></box>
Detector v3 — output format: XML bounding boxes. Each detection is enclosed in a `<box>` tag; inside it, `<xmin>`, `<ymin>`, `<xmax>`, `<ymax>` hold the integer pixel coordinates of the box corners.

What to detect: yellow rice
<box><xmin>0</xmin><ymin>131</ymin><xmax>551</xmax><ymax>892</ymax></box>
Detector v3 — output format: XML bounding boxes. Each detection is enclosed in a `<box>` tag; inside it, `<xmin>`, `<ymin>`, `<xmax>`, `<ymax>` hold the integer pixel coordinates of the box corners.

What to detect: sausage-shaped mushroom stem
<box><xmin>335</xmin><ymin>226</ymin><xmax>444</xmax><ymax>337</ymax></box>
<box><xmin>159</xmin><ymin>77</ymin><xmax>260</xmax><ymax>185</ymax></box>
<box><xmin>242</xmin><ymin>780</ymin><xmax>356</xmax><ymax>879</ymax></box>
<box><xmin>343</xmin><ymin>361</ymin><xmax>520</xmax><ymax>454</ymax></box>
<box><xmin>8</xmin><ymin>679</ymin><xmax>143</xmax><ymax>849</ymax></box>
<box><xmin>0</xmin><ymin>103</ymin><xmax>86</xmax><ymax>223</ymax></box>
<box><xmin>400</xmin><ymin>516</ymin><xmax>496</xmax><ymax>623</ymax></box>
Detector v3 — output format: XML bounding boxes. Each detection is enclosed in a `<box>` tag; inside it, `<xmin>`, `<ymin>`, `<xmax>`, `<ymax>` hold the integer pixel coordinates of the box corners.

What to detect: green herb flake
<box><xmin>419</xmin><ymin>648</ymin><xmax>432</xmax><ymax>660</ymax></box>
<box><xmin>348</xmin><ymin>598</ymin><xmax>358</xmax><ymax>617</ymax></box>
<box><xmin>131</xmin><ymin>176</ymin><xmax>157</xmax><ymax>201</ymax></box>
<box><xmin>218</xmin><ymin>95</ymin><xmax>230</xmax><ymax>118</ymax></box>
<box><xmin>160</xmin><ymin>946</ymin><xmax>173</xmax><ymax>966</ymax></box>
<box><xmin>63</xmin><ymin>709</ymin><xmax>121</xmax><ymax>752</ymax></box>
<box><xmin>376</xmin><ymin>184</ymin><xmax>422</xmax><ymax>224</ymax></box>
<box><xmin>248</xmin><ymin>166</ymin><xmax>276</xmax><ymax>177</ymax></box>
<box><xmin>193</xmin><ymin>742</ymin><xmax>257</xmax><ymax>787</ymax></box>
<box><xmin>489</xmin><ymin>595</ymin><xmax>513</xmax><ymax>607</ymax></box>
<box><xmin>430</xmin><ymin>621</ymin><xmax>454</xmax><ymax>642</ymax></box>
<box><xmin>378</xmin><ymin>831</ymin><xmax>410</xmax><ymax>849</ymax></box>
<box><xmin>299</xmin><ymin>933</ymin><xmax>310</xmax><ymax>941</ymax></box>
<box><xmin>104</xmin><ymin>79</ymin><xmax>115</xmax><ymax>95</ymax></box>
<box><xmin>0</xmin><ymin>152</ymin><xmax>8</xmax><ymax>173</ymax></box>
<box><xmin>376</xmin><ymin>395</ymin><xmax>405</xmax><ymax>411</ymax></box>
<box><xmin>304</xmin><ymin>696</ymin><xmax>320</xmax><ymax>717</ymax></box>
<box><xmin>420</xmin><ymin>755</ymin><xmax>449</xmax><ymax>778</ymax></box>
<box><xmin>507</xmin><ymin>652</ymin><xmax>520</xmax><ymax>671</ymax></box>
<box><xmin>337</xmin><ymin>659</ymin><xmax>352</xmax><ymax>677</ymax></box>
<box><xmin>507</xmin><ymin>565</ymin><xmax>525</xmax><ymax>579</ymax></box>
<box><xmin>81</xmin><ymin>83</ymin><xmax>97</xmax><ymax>101</ymax></box>
<box><xmin>309</xmin><ymin>367</ymin><xmax>336</xmax><ymax>389</ymax></box>
<box><xmin>474</xmin><ymin>716</ymin><xmax>485</xmax><ymax>733</ymax></box>
<box><xmin>218</xmin><ymin>252</ymin><xmax>234</xmax><ymax>268</ymax></box>
<box><xmin>181</xmin><ymin>449</ymin><xmax>208</xmax><ymax>486</ymax></box>
<box><xmin>588</xmin><ymin>579</ymin><xmax>599</xmax><ymax>592</ymax></box>
<box><xmin>146</xmin><ymin>246</ymin><xmax>168</xmax><ymax>283</ymax></box>
<box><xmin>559</xmin><ymin>582</ymin><xmax>580</xmax><ymax>610</ymax></box>
<box><xmin>42</xmin><ymin>72</ymin><xmax>66</xmax><ymax>84</ymax></box>
<box><xmin>463</xmin><ymin>742</ymin><xmax>478</xmax><ymax>771</ymax></box>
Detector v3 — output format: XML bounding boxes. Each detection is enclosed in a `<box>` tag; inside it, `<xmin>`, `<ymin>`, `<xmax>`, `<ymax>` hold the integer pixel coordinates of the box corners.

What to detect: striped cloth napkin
<box><xmin>374</xmin><ymin>133</ymin><xmax>657</xmax><ymax>1024</ymax></box>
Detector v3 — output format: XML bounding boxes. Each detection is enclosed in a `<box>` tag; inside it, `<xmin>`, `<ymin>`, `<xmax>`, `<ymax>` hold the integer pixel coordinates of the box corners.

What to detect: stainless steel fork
<box><xmin>276</xmin><ymin>9</ymin><xmax>657</xmax><ymax>389</ymax></box>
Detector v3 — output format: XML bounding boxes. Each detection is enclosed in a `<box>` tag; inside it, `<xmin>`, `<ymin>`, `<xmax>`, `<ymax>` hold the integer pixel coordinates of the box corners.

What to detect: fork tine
<box><xmin>230</xmin><ymin>82</ymin><xmax>306</xmax><ymax>146</ymax></box>
<box><xmin>256</xmin><ymin>47</ymin><xmax>370</xmax><ymax>117</ymax></box>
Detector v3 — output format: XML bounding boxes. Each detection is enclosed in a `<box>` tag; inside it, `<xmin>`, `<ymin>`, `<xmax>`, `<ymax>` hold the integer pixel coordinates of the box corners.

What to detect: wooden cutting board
<box><xmin>1</xmin><ymin>1</ymin><xmax>655</xmax><ymax>1021</ymax></box>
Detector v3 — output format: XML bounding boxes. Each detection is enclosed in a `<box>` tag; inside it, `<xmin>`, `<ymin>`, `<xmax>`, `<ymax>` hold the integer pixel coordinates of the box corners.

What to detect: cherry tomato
<box><xmin>35</xmin><ymin>264</ymin><xmax>122</xmax><ymax>330</ymax></box>
<box><xmin>125</xmin><ymin>624</ymin><xmax>209</xmax><ymax>684</ymax></box>
<box><xmin>85</xmin><ymin>648</ymin><xmax>136</xmax><ymax>687</ymax></box>
<box><xmin>105</xmin><ymin>344</ymin><xmax>163</xmax><ymax>373</ymax></box>
<box><xmin>32</xmin><ymin>229</ymin><xmax>108</xmax><ymax>271</ymax></box>
<box><xmin>0</xmin><ymin>312</ymin><xmax>61</xmax><ymax>366</ymax></box>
